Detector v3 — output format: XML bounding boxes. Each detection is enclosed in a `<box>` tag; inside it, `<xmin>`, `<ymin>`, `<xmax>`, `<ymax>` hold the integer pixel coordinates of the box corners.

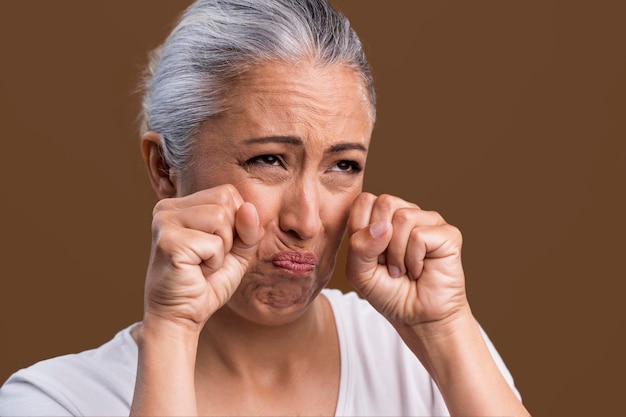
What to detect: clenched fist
<box><xmin>143</xmin><ymin>184</ymin><xmax>264</xmax><ymax>329</ymax></box>
<box><xmin>346</xmin><ymin>193</ymin><xmax>467</xmax><ymax>327</ymax></box>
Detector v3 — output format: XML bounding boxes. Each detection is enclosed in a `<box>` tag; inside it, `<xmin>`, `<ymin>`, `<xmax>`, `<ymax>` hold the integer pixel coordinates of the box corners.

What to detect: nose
<box><xmin>278</xmin><ymin>178</ymin><xmax>322</xmax><ymax>241</ymax></box>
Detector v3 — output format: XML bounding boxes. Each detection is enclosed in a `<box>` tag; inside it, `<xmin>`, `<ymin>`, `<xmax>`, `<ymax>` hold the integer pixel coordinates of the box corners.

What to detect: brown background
<box><xmin>1</xmin><ymin>1</ymin><xmax>625</xmax><ymax>415</ymax></box>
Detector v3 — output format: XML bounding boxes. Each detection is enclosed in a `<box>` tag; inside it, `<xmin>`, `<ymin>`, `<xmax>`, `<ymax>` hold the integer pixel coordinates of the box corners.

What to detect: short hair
<box><xmin>139</xmin><ymin>0</ymin><xmax>376</xmax><ymax>173</ymax></box>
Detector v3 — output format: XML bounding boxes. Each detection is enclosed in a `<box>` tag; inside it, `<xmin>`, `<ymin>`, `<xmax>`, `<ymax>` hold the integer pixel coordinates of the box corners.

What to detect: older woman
<box><xmin>0</xmin><ymin>0</ymin><xmax>529</xmax><ymax>416</ymax></box>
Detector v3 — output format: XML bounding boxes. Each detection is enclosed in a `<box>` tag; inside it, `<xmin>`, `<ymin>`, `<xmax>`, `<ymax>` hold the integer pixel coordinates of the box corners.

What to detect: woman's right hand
<box><xmin>143</xmin><ymin>184</ymin><xmax>264</xmax><ymax>330</ymax></box>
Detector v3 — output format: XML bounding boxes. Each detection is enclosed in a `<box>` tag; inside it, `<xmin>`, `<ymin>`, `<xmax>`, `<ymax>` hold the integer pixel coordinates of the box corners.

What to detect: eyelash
<box><xmin>244</xmin><ymin>154</ymin><xmax>362</xmax><ymax>175</ymax></box>
<box><xmin>331</xmin><ymin>160</ymin><xmax>363</xmax><ymax>174</ymax></box>
<box><xmin>244</xmin><ymin>154</ymin><xmax>285</xmax><ymax>169</ymax></box>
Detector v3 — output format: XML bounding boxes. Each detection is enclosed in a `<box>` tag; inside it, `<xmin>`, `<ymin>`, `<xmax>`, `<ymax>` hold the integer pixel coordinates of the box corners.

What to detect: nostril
<box><xmin>279</xmin><ymin>209</ymin><xmax>322</xmax><ymax>241</ymax></box>
<box><xmin>277</xmin><ymin>181</ymin><xmax>322</xmax><ymax>240</ymax></box>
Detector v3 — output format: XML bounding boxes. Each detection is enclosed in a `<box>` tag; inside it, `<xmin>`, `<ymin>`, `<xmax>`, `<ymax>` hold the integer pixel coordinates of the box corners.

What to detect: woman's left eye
<box><xmin>329</xmin><ymin>160</ymin><xmax>363</xmax><ymax>174</ymax></box>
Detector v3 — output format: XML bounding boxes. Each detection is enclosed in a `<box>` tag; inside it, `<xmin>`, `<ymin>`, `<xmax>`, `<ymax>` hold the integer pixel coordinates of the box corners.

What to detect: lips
<box><xmin>272</xmin><ymin>251</ymin><xmax>317</xmax><ymax>276</ymax></box>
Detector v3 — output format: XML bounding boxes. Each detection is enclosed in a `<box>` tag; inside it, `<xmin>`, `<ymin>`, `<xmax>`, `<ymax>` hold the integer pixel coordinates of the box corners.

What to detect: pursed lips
<box><xmin>271</xmin><ymin>251</ymin><xmax>318</xmax><ymax>275</ymax></box>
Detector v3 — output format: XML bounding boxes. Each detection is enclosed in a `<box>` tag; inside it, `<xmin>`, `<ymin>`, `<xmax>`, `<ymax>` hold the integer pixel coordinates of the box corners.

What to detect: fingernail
<box><xmin>369</xmin><ymin>221</ymin><xmax>387</xmax><ymax>238</ymax></box>
<box><xmin>388</xmin><ymin>265</ymin><xmax>401</xmax><ymax>277</ymax></box>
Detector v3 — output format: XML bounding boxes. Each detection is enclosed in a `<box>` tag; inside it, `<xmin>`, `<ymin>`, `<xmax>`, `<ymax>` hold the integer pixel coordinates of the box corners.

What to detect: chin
<box><xmin>226</xmin><ymin>272</ymin><xmax>328</xmax><ymax>326</ymax></box>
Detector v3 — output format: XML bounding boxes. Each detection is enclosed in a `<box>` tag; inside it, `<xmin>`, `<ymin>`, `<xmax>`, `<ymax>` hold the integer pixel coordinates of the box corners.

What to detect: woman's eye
<box><xmin>245</xmin><ymin>154</ymin><xmax>284</xmax><ymax>168</ymax></box>
<box><xmin>330</xmin><ymin>160</ymin><xmax>363</xmax><ymax>174</ymax></box>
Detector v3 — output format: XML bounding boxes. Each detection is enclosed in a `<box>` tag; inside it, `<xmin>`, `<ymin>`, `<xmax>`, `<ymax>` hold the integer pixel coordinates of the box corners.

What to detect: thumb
<box><xmin>346</xmin><ymin>220</ymin><xmax>392</xmax><ymax>286</ymax></box>
<box><xmin>231</xmin><ymin>202</ymin><xmax>263</xmax><ymax>264</ymax></box>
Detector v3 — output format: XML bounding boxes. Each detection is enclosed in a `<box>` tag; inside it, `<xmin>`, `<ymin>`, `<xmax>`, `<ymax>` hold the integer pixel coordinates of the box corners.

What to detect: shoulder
<box><xmin>0</xmin><ymin>324</ymin><xmax>138</xmax><ymax>416</ymax></box>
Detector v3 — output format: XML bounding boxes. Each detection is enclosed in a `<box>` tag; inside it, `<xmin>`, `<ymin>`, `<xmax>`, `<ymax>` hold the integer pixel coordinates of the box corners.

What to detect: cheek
<box><xmin>235</xmin><ymin>179</ymin><xmax>361</xmax><ymax>236</ymax></box>
<box><xmin>234</xmin><ymin>181</ymin><xmax>280</xmax><ymax>224</ymax></box>
<box><xmin>320</xmin><ymin>192</ymin><xmax>358</xmax><ymax>234</ymax></box>
<box><xmin>175</xmin><ymin>165</ymin><xmax>224</xmax><ymax>196</ymax></box>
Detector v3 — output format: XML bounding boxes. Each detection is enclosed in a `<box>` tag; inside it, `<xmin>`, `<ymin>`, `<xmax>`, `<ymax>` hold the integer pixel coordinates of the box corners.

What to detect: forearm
<box><xmin>396</xmin><ymin>307</ymin><xmax>530</xmax><ymax>417</ymax></box>
<box><xmin>130</xmin><ymin>315</ymin><xmax>200</xmax><ymax>416</ymax></box>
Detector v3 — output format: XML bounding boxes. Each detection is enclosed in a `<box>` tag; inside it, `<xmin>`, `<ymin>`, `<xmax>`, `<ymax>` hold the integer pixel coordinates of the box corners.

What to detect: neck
<box><xmin>196</xmin><ymin>294</ymin><xmax>334</xmax><ymax>377</ymax></box>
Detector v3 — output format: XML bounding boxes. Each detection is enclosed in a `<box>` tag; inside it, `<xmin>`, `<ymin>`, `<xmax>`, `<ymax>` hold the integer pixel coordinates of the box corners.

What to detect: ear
<box><xmin>141</xmin><ymin>131</ymin><xmax>177</xmax><ymax>199</ymax></box>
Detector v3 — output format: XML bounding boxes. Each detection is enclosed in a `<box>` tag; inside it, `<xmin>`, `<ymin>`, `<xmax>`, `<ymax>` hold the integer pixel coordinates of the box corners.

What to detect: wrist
<box><xmin>142</xmin><ymin>305</ymin><xmax>208</xmax><ymax>331</ymax></box>
<box><xmin>393</xmin><ymin>305</ymin><xmax>480</xmax><ymax>379</ymax></box>
<box><xmin>131</xmin><ymin>312</ymin><xmax>201</xmax><ymax>416</ymax></box>
<box><xmin>394</xmin><ymin>306</ymin><xmax>529</xmax><ymax>416</ymax></box>
<box><xmin>396</xmin><ymin>304</ymin><xmax>475</xmax><ymax>341</ymax></box>
<box><xmin>137</xmin><ymin>311</ymin><xmax>204</xmax><ymax>352</ymax></box>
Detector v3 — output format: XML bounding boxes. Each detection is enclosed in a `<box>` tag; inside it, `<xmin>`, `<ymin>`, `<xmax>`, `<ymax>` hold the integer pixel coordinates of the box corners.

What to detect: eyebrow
<box><xmin>243</xmin><ymin>136</ymin><xmax>301</xmax><ymax>146</ymax></box>
<box><xmin>243</xmin><ymin>136</ymin><xmax>367</xmax><ymax>153</ymax></box>
<box><xmin>327</xmin><ymin>143</ymin><xmax>368</xmax><ymax>153</ymax></box>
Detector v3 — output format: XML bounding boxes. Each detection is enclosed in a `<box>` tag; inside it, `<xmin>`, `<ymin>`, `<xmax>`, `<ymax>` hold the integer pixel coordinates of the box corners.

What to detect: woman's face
<box><xmin>176</xmin><ymin>61</ymin><xmax>373</xmax><ymax>325</ymax></box>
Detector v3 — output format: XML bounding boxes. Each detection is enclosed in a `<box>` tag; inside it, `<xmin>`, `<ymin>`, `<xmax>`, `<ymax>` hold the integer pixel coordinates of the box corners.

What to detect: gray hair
<box><xmin>140</xmin><ymin>0</ymin><xmax>376</xmax><ymax>173</ymax></box>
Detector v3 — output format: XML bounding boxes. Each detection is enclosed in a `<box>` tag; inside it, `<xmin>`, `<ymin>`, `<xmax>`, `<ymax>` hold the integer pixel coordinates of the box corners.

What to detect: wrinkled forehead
<box><xmin>223</xmin><ymin>60</ymin><xmax>375</xmax><ymax>127</ymax></box>
<box><xmin>193</xmin><ymin>61</ymin><xmax>374</xmax><ymax>154</ymax></box>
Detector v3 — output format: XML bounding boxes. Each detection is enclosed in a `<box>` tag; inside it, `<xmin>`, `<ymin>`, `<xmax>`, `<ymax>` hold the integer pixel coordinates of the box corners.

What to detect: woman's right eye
<box><xmin>244</xmin><ymin>154</ymin><xmax>284</xmax><ymax>168</ymax></box>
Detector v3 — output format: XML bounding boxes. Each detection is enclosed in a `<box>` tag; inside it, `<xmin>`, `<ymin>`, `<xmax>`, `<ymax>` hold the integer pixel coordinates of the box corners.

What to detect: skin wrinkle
<box><xmin>134</xmin><ymin>60</ymin><xmax>376</xmax><ymax>414</ymax></box>
<box><xmin>129</xmin><ymin>1</ymin><xmax>530</xmax><ymax>411</ymax></box>
<box><xmin>227</xmin><ymin>61</ymin><xmax>374</xmax><ymax>125</ymax></box>
<box><xmin>176</xmin><ymin>60</ymin><xmax>372</xmax><ymax>326</ymax></box>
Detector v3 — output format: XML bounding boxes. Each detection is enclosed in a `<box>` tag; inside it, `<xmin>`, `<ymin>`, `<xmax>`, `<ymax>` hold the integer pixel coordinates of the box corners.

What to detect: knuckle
<box><xmin>152</xmin><ymin>225</ymin><xmax>179</xmax><ymax>253</ymax></box>
<box><xmin>348</xmin><ymin>231</ymin><xmax>368</xmax><ymax>253</ymax></box>
<box><xmin>214</xmin><ymin>186</ymin><xmax>234</xmax><ymax>206</ymax></box>
<box><xmin>426</xmin><ymin>209</ymin><xmax>446</xmax><ymax>224</ymax></box>
<box><xmin>376</xmin><ymin>193</ymin><xmax>396</xmax><ymax>209</ymax></box>
<box><xmin>354</xmin><ymin>192</ymin><xmax>377</xmax><ymax>207</ymax></box>
<box><xmin>152</xmin><ymin>198</ymin><xmax>174</xmax><ymax>216</ymax></box>
<box><xmin>218</xmin><ymin>184</ymin><xmax>241</xmax><ymax>205</ymax></box>
<box><xmin>151</xmin><ymin>209</ymin><xmax>171</xmax><ymax>230</ymax></box>
<box><xmin>212</xmin><ymin>205</ymin><xmax>231</xmax><ymax>227</ymax></box>
<box><xmin>409</xmin><ymin>226</ymin><xmax>424</xmax><ymax>242</ymax></box>
<box><xmin>392</xmin><ymin>207</ymin><xmax>414</xmax><ymax>226</ymax></box>
<box><xmin>446</xmin><ymin>224</ymin><xmax>463</xmax><ymax>244</ymax></box>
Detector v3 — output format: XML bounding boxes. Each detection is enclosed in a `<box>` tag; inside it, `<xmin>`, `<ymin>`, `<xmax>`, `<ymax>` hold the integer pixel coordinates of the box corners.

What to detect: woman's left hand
<box><xmin>346</xmin><ymin>192</ymin><xmax>468</xmax><ymax>327</ymax></box>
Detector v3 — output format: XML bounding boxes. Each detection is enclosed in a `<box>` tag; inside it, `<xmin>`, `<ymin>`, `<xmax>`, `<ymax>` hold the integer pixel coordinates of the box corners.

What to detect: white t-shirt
<box><xmin>0</xmin><ymin>289</ymin><xmax>519</xmax><ymax>416</ymax></box>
